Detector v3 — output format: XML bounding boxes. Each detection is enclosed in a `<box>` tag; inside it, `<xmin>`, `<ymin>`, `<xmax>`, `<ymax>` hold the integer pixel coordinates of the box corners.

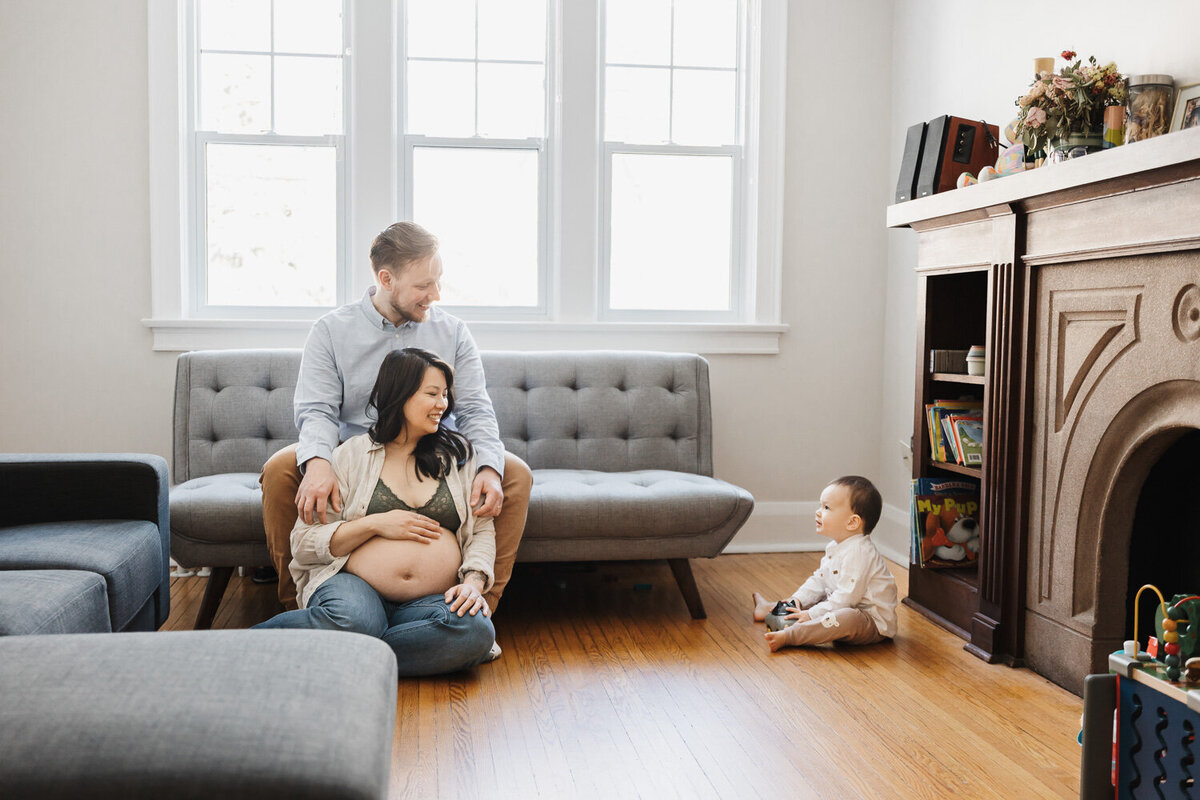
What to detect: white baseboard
<box><xmin>722</xmin><ymin>500</ymin><xmax>910</xmax><ymax>568</ymax></box>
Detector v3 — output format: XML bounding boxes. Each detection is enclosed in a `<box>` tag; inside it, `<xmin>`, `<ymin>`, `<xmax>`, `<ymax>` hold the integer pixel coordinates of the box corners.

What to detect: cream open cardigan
<box><xmin>288</xmin><ymin>433</ymin><xmax>496</xmax><ymax>609</ymax></box>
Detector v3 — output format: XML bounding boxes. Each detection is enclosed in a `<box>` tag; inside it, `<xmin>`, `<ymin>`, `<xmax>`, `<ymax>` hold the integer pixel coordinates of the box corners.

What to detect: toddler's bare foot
<box><xmin>765</xmin><ymin>630</ymin><xmax>787</xmax><ymax>652</ymax></box>
<box><xmin>752</xmin><ymin>591</ymin><xmax>773</xmax><ymax>622</ymax></box>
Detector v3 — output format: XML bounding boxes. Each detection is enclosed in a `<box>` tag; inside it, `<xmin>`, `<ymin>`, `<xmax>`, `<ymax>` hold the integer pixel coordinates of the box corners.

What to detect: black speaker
<box><xmin>916</xmin><ymin>115</ymin><xmax>1000</xmax><ymax>198</ymax></box>
<box><xmin>915</xmin><ymin>116</ymin><xmax>950</xmax><ymax>199</ymax></box>
<box><xmin>894</xmin><ymin>122</ymin><xmax>927</xmax><ymax>203</ymax></box>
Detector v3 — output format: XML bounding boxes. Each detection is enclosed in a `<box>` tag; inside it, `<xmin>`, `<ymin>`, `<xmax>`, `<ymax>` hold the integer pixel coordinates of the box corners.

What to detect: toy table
<box><xmin>1080</xmin><ymin>652</ymin><xmax>1200</xmax><ymax>799</ymax></box>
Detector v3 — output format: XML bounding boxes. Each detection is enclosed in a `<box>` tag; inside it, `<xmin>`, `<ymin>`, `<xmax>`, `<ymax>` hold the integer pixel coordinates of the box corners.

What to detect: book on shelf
<box><xmin>941</xmin><ymin>412</ymin><xmax>983</xmax><ymax>466</ymax></box>
<box><xmin>910</xmin><ymin>477</ymin><xmax>981</xmax><ymax>568</ymax></box>
<box><xmin>929</xmin><ymin>349</ymin><xmax>969</xmax><ymax>374</ymax></box>
<box><xmin>925</xmin><ymin>399</ymin><xmax>983</xmax><ymax>463</ymax></box>
<box><xmin>951</xmin><ymin>417</ymin><xmax>983</xmax><ymax>466</ymax></box>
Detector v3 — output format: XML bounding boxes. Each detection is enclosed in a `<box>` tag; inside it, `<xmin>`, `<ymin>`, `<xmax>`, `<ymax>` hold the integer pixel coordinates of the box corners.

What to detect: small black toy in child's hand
<box><xmin>765</xmin><ymin>600</ymin><xmax>799</xmax><ymax>631</ymax></box>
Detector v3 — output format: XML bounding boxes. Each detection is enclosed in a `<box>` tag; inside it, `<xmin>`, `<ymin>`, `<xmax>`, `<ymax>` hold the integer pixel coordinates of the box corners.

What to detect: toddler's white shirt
<box><xmin>793</xmin><ymin>534</ymin><xmax>898</xmax><ymax>637</ymax></box>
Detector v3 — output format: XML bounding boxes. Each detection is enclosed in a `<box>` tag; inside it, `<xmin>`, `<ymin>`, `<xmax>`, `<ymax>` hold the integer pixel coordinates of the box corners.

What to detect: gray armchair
<box><xmin>0</xmin><ymin>454</ymin><xmax>171</xmax><ymax>634</ymax></box>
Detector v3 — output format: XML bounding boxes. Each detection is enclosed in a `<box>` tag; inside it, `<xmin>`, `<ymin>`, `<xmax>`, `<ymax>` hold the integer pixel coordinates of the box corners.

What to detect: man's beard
<box><xmin>388</xmin><ymin>297</ymin><xmax>422</xmax><ymax>324</ymax></box>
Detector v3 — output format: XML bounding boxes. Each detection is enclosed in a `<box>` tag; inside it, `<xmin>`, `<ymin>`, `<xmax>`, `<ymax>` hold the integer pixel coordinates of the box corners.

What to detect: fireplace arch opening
<box><xmin>1123</xmin><ymin>428</ymin><xmax>1200</xmax><ymax>642</ymax></box>
<box><xmin>1071</xmin><ymin>382</ymin><xmax>1200</xmax><ymax>678</ymax></box>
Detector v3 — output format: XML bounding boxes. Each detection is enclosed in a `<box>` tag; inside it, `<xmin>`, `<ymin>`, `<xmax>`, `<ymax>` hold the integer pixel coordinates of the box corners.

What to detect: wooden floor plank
<box><xmin>168</xmin><ymin>553</ymin><xmax>1083</xmax><ymax>799</ymax></box>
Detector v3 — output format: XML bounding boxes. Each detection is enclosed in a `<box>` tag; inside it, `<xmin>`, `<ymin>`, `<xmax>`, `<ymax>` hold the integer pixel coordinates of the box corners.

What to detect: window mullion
<box><xmin>556</xmin><ymin>0</ymin><xmax>600</xmax><ymax>322</ymax></box>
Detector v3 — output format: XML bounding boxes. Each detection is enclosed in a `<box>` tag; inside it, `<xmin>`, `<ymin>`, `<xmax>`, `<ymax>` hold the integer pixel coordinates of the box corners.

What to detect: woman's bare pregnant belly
<box><xmin>344</xmin><ymin>529</ymin><xmax>462</xmax><ymax>603</ymax></box>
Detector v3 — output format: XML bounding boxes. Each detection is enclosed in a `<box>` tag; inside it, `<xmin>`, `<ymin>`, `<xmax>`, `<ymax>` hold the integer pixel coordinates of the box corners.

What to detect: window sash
<box><xmin>401</xmin><ymin>135</ymin><xmax>551</xmax><ymax>319</ymax></box>
<box><xmin>189</xmin><ymin>131</ymin><xmax>348</xmax><ymax>318</ymax></box>
<box><xmin>599</xmin><ymin>142</ymin><xmax>742</xmax><ymax>321</ymax></box>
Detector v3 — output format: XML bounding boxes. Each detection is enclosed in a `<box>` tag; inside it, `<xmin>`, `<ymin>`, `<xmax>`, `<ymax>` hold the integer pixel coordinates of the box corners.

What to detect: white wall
<box><xmin>879</xmin><ymin>0</ymin><xmax>1200</xmax><ymax>545</ymax></box>
<box><xmin>0</xmin><ymin>1</ymin><xmax>178</xmax><ymax>457</ymax></box>
<box><xmin>721</xmin><ymin>0</ymin><xmax>899</xmax><ymax>557</ymax></box>
<box><xmin>0</xmin><ymin>1</ymin><xmax>902</xmax><ymax>560</ymax></box>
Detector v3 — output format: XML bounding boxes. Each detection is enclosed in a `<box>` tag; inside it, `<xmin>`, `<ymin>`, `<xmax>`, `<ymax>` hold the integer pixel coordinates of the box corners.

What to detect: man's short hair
<box><xmin>830</xmin><ymin>475</ymin><xmax>882</xmax><ymax>534</ymax></box>
<box><xmin>370</xmin><ymin>222</ymin><xmax>439</xmax><ymax>274</ymax></box>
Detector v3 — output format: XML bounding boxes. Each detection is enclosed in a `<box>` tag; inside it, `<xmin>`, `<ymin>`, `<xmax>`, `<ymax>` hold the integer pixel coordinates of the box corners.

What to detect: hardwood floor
<box><xmin>166</xmin><ymin>553</ymin><xmax>1082</xmax><ymax>799</ymax></box>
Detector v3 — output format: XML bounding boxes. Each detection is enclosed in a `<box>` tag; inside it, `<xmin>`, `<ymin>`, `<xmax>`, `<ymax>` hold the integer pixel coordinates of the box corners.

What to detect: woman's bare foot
<box><xmin>752</xmin><ymin>591</ymin><xmax>773</xmax><ymax>622</ymax></box>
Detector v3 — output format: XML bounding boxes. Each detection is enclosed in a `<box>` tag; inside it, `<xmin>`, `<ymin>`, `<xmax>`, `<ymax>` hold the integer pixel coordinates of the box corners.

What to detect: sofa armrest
<box><xmin>0</xmin><ymin>454</ymin><xmax>169</xmax><ymax>531</ymax></box>
<box><xmin>0</xmin><ymin>454</ymin><xmax>172</xmax><ymax>628</ymax></box>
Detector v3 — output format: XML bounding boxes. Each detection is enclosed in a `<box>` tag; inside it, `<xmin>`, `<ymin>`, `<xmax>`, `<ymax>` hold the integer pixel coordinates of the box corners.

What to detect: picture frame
<box><xmin>1170</xmin><ymin>82</ymin><xmax>1200</xmax><ymax>132</ymax></box>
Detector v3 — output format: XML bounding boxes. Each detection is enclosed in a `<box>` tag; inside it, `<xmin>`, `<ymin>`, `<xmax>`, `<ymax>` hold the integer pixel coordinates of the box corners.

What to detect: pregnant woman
<box><xmin>255</xmin><ymin>348</ymin><xmax>496</xmax><ymax>676</ymax></box>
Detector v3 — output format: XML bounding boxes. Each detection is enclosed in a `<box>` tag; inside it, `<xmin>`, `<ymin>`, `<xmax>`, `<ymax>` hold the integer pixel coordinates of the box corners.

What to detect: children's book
<box><xmin>925</xmin><ymin>400</ymin><xmax>983</xmax><ymax>462</ymax></box>
<box><xmin>910</xmin><ymin>477</ymin><xmax>981</xmax><ymax>568</ymax></box>
<box><xmin>951</xmin><ymin>416</ymin><xmax>984</xmax><ymax>466</ymax></box>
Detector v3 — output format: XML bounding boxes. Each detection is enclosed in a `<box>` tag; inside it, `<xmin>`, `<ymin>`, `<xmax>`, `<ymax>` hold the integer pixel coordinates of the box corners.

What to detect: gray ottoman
<box><xmin>0</xmin><ymin>629</ymin><xmax>397</xmax><ymax>799</ymax></box>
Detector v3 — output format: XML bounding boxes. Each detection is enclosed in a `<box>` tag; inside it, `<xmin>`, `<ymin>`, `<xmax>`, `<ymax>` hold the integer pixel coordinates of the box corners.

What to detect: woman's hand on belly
<box><xmin>372</xmin><ymin>509</ymin><xmax>443</xmax><ymax>544</ymax></box>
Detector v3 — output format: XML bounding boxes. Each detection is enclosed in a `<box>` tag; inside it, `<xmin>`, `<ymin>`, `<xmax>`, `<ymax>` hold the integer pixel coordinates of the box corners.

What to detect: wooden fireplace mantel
<box><xmin>888</xmin><ymin>127</ymin><xmax>1200</xmax><ymax>230</ymax></box>
<box><xmin>888</xmin><ymin>128</ymin><xmax>1200</xmax><ymax>688</ymax></box>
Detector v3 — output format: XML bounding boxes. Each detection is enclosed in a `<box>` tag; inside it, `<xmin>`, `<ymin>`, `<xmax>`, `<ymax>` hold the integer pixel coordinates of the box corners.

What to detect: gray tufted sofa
<box><xmin>171</xmin><ymin>349</ymin><xmax>754</xmax><ymax>626</ymax></box>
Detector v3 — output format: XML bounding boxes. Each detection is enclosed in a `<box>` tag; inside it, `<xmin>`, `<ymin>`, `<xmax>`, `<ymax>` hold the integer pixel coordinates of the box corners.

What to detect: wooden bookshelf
<box><xmin>907</xmin><ymin>268</ymin><xmax>989</xmax><ymax>645</ymax></box>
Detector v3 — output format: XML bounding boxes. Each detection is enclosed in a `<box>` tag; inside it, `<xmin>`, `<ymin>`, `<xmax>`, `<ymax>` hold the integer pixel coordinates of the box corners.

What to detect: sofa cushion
<box><xmin>0</xmin><ymin>629</ymin><xmax>397</xmax><ymax>800</ymax></box>
<box><xmin>0</xmin><ymin>570</ymin><xmax>111</xmax><ymax>634</ymax></box>
<box><xmin>0</xmin><ymin>521</ymin><xmax>161</xmax><ymax>631</ymax></box>
<box><xmin>519</xmin><ymin>469</ymin><xmax>754</xmax><ymax>561</ymax></box>
<box><xmin>169</xmin><ymin>473</ymin><xmax>271</xmax><ymax>567</ymax></box>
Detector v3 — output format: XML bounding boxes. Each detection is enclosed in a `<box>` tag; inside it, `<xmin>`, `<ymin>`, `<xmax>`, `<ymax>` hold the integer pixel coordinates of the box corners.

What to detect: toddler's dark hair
<box><xmin>830</xmin><ymin>475</ymin><xmax>882</xmax><ymax>534</ymax></box>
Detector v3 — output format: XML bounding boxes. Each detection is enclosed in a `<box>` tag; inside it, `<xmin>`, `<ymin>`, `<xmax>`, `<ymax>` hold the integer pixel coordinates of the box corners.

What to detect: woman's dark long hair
<box><xmin>367</xmin><ymin>348</ymin><xmax>472</xmax><ymax>480</ymax></box>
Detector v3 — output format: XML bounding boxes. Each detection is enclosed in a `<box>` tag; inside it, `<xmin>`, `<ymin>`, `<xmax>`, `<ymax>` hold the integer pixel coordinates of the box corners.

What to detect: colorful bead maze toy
<box><xmin>1079</xmin><ymin>584</ymin><xmax>1200</xmax><ymax>799</ymax></box>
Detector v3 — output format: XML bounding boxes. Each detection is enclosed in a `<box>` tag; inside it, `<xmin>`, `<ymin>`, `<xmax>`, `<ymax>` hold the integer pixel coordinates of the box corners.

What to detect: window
<box><xmin>603</xmin><ymin>0</ymin><xmax>741</xmax><ymax>319</ymax></box>
<box><xmin>191</xmin><ymin>0</ymin><xmax>346</xmax><ymax>316</ymax></box>
<box><xmin>147</xmin><ymin>0</ymin><xmax>786</xmax><ymax>351</ymax></box>
<box><xmin>403</xmin><ymin>0</ymin><xmax>548</xmax><ymax>313</ymax></box>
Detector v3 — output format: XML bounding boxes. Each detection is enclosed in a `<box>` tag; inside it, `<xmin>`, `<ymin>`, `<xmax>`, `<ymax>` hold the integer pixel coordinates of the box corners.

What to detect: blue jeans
<box><xmin>253</xmin><ymin>572</ymin><xmax>495</xmax><ymax>677</ymax></box>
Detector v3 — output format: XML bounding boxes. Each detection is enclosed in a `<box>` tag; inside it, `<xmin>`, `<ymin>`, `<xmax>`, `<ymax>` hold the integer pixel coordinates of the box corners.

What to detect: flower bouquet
<box><xmin>1015</xmin><ymin>50</ymin><xmax>1126</xmax><ymax>156</ymax></box>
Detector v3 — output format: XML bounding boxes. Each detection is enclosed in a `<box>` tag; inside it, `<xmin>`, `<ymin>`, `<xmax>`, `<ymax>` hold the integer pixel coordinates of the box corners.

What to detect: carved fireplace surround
<box><xmin>889</xmin><ymin>129</ymin><xmax>1200</xmax><ymax>692</ymax></box>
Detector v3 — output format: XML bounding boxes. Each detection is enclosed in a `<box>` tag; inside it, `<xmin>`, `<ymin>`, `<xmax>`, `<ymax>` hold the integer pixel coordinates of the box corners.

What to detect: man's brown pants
<box><xmin>261</xmin><ymin>444</ymin><xmax>533</xmax><ymax>612</ymax></box>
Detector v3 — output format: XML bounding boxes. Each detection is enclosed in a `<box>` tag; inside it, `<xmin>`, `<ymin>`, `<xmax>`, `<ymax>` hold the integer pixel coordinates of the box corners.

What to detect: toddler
<box><xmin>752</xmin><ymin>475</ymin><xmax>898</xmax><ymax>651</ymax></box>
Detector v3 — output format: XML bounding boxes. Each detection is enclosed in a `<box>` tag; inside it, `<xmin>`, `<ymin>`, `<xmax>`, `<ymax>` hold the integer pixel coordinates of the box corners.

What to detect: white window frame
<box><xmin>145</xmin><ymin>0</ymin><xmax>787</xmax><ymax>353</ymax></box>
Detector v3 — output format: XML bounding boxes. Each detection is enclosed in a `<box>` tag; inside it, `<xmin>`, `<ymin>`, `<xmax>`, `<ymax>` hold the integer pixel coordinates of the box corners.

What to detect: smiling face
<box><xmin>815</xmin><ymin>483</ymin><xmax>861</xmax><ymax>542</ymax></box>
<box><xmin>375</xmin><ymin>252</ymin><xmax>443</xmax><ymax>324</ymax></box>
<box><xmin>401</xmin><ymin>365</ymin><xmax>449</xmax><ymax>439</ymax></box>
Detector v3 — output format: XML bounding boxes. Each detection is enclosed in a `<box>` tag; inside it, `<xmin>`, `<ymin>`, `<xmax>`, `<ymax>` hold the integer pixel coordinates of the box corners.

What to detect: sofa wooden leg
<box><xmin>193</xmin><ymin>567</ymin><xmax>233</xmax><ymax>630</ymax></box>
<box><xmin>667</xmin><ymin>559</ymin><xmax>706</xmax><ymax>619</ymax></box>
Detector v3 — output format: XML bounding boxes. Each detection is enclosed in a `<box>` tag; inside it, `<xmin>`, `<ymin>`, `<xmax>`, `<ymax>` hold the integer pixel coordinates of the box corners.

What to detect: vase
<box><xmin>1046</xmin><ymin>131</ymin><xmax>1104</xmax><ymax>165</ymax></box>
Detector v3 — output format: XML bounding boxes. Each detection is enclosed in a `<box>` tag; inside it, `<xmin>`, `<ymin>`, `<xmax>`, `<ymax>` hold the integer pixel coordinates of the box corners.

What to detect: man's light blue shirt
<box><xmin>293</xmin><ymin>288</ymin><xmax>505</xmax><ymax>476</ymax></box>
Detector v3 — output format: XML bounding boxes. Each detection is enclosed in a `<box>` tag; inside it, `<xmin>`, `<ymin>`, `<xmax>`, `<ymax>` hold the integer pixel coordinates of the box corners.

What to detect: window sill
<box><xmin>142</xmin><ymin>318</ymin><xmax>789</xmax><ymax>354</ymax></box>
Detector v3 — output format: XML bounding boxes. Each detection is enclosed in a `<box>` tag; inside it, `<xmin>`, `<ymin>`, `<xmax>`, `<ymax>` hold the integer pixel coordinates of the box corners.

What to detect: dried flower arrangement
<box><xmin>1014</xmin><ymin>50</ymin><xmax>1126</xmax><ymax>154</ymax></box>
